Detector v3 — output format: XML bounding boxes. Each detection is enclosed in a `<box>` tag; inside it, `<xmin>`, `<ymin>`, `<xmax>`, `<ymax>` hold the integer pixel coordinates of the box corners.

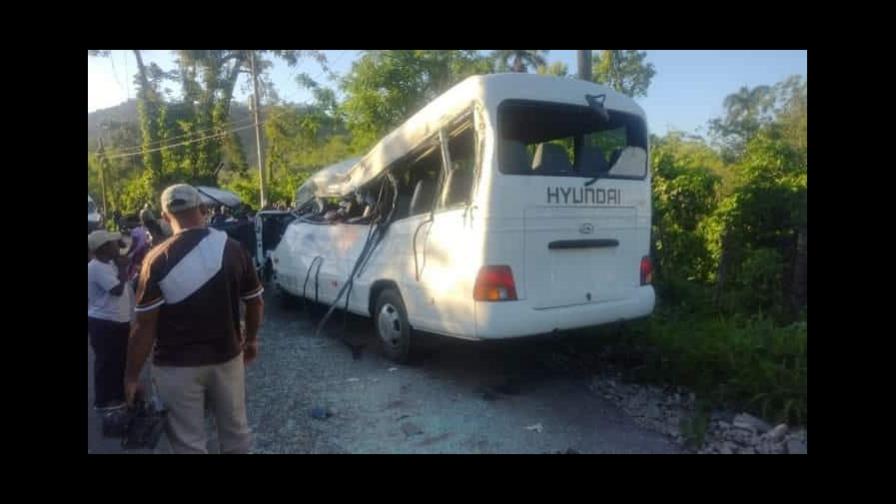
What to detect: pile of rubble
<box><xmin>589</xmin><ymin>375</ymin><xmax>807</xmax><ymax>454</ymax></box>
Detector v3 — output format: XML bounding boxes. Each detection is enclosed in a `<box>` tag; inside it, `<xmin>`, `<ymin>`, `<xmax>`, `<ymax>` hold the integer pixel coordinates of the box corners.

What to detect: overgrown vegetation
<box><xmin>87</xmin><ymin>50</ymin><xmax>806</xmax><ymax>425</ymax></box>
<box><xmin>634</xmin><ymin>72</ymin><xmax>807</xmax><ymax>426</ymax></box>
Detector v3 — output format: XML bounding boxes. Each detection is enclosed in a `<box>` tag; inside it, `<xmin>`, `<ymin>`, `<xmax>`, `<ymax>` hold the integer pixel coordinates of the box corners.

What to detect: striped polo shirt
<box><xmin>134</xmin><ymin>227</ymin><xmax>263</xmax><ymax>366</ymax></box>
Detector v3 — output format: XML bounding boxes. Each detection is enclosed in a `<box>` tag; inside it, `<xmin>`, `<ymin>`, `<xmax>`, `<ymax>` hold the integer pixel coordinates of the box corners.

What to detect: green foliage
<box><xmin>89</xmin><ymin>51</ymin><xmax>808</xmax><ymax>426</ymax></box>
<box><xmin>639</xmin><ymin>312</ymin><xmax>807</xmax><ymax>425</ymax></box>
<box><xmin>340</xmin><ymin>50</ymin><xmax>494</xmax><ymax>151</ymax></box>
<box><xmin>536</xmin><ymin>62</ymin><xmax>569</xmax><ymax>77</ymax></box>
<box><xmin>710</xmin><ymin>75</ymin><xmax>806</xmax><ymax>162</ymax></box>
<box><xmin>491</xmin><ymin>50</ymin><xmax>549</xmax><ymax>73</ymax></box>
<box><xmin>88</xmin><ymin>50</ymin><xmax>327</xmax><ymax>214</ymax></box>
<box><xmin>651</xmin><ymin>132</ymin><xmax>722</xmax><ymax>284</ymax></box>
<box><xmin>592</xmin><ymin>50</ymin><xmax>656</xmax><ymax>98</ymax></box>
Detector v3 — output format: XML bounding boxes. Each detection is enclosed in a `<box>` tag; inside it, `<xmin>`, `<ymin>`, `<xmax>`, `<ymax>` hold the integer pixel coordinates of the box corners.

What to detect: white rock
<box><xmin>733</xmin><ymin>413</ymin><xmax>772</xmax><ymax>434</ymax></box>
<box><xmin>764</xmin><ymin>424</ymin><xmax>788</xmax><ymax>443</ymax></box>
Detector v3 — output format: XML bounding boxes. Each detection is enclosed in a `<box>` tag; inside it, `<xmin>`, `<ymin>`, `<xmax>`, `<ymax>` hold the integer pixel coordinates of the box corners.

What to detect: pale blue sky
<box><xmin>88</xmin><ymin>50</ymin><xmax>806</xmax><ymax>137</ymax></box>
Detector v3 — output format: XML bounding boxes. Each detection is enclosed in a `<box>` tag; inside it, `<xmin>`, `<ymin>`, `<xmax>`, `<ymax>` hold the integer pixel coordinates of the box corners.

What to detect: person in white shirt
<box><xmin>87</xmin><ymin>230</ymin><xmax>135</xmax><ymax>428</ymax></box>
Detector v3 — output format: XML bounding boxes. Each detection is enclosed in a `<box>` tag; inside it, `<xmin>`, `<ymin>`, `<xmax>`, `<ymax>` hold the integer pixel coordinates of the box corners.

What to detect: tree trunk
<box><xmin>790</xmin><ymin>224</ymin><xmax>807</xmax><ymax>313</ymax></box>
<box><xmin>714</xmin><ymin>231</ymin><xmax>733</xmax><ymax>307</ymax></box>
<box><xmin>133</xmin><ymin>50</ymin><xmax>150</xmax><ymax>96</ymax></box>
<box><xmin>133</xmin><ymin>50</ymin><xmax>163</xmax><ymax>193</ymax></box>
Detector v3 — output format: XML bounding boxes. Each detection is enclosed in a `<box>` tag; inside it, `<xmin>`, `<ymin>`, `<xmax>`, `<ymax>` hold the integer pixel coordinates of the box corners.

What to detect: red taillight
<box><xmin>640</xmin><ymin>256</ymin><xmax>653</xmax><ymax>285</ymax></box>
<box><xmin>474</xmin><ymin>265</ymin><xmax>518</xmax><ymax>301</ymax></box>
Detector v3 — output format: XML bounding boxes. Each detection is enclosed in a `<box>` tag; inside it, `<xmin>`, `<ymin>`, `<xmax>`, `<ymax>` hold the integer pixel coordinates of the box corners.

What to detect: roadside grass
<box><xmin>572</xmin><ymin>297</ymin><xmax>807</xmax><ymax>428</ymax></box>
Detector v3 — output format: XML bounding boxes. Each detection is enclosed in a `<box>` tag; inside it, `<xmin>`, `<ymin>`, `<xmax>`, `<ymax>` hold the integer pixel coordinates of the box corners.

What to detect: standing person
<box><xmin>125</xmin><ymin>184</ymin><xmax>265</xmax><ymax>454</ymax></box>
<box><xmin>127</xmin><ymin>216</ymin><xmax>150</xmax><ymax>282</ymax></box>
<box><xmin>210</xmin><ymin>205</ymin><xmax>225</xmax><ymax>227</ymax></box>
<box><xmin>88</xmin><ymin>230</ymin><xmax>135</xmax><ymax>432</ymax></box>
<box><xmin>140</xmin><ymin>207</ymin><xmax>170</xmax><ymax>248</ymax></box>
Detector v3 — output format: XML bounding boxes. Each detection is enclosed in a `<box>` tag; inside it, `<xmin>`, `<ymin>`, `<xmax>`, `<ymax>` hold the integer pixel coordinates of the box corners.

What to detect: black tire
<box><xmin>373</xmin><ymin>288</ymin><xmax>413</xmax><ymax>363</ymax></box>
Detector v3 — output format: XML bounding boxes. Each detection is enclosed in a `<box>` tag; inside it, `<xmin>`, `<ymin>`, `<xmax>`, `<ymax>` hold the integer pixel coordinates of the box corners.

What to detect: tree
<box><xmin>491</xmin><ymin>50</ymin><xmax>549</xmax><ymax>73</ymax></box>
<box><xmin>170</xmin><ymin>51</ymin><xmax>327</xmax><ymax>185</ymax></box>
<box><xmin>88</xmin><ymin>50</ymin><xmax>328</xmax><ymax>211</ymax></box>
<box><xmin>340</xmin><ymin>50</ymin><xmax>493</xmax><ymax>151</ymax></box>
<box><xmin>591</xmin><ymin>50</ymin><xmax>655</xmax><ymax>98</ymax></box>
<box><xmin>706</xmin><ymin>77</ymin><xmax>807</xmax><ymax>317</ymax></box>
<box><xmin>536</xmin><ymin>62</ymin><xmax>569</xmax><ymax>77</ymax></box>
<box><xmin>709</xmin><ymin>84</ymin><xmax>776</xmax><ymax>161</ymax></box>
<box><xmin>650</xmin><ymin>132</ymin><xmax>723</xmax><ymax>286</ymax></box>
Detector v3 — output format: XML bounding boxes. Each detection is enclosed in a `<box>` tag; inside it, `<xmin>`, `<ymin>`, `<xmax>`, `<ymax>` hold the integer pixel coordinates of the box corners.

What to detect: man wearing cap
<box><xmin>125</xmin><ymin>184</ymin><xmax>264</xmax><ymax>454</ymax></box>
<box><xmin>139</xmin><ymin>207</ymin><xmax>171</xmax><ymax>248</ymax></box>
<box><xmin>87</xmin><ymin>230</ymin><xmax>135</xmax><ymax>427</ymax></box>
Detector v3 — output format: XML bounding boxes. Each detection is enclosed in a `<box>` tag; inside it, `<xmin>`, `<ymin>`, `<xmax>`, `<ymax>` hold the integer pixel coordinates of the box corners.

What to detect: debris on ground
<box><xmin>309</xmin><ymin>407</ymin><xmax>333</xmax><ymax>420</ymax></box>
<box><xmin>525</xmin><ymin>423</ymin><xmax>544</xmax><ymax>433</ymax></box>
<box><xmin>401</xmin><ymin>422</ymin><xmax>423</xmax><ymax>437</ymax></box>
<box><xmin>589</xmin><ymin>373</ymin><xmax>807</xmax><ymax>454</ymax></box>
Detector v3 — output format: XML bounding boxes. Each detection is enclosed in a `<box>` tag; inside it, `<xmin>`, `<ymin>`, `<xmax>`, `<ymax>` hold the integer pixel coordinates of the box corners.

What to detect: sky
<box><xmin>88</xmin><ymin>50</ymin><xmax>806</xmax><ymax>137</ymax></box>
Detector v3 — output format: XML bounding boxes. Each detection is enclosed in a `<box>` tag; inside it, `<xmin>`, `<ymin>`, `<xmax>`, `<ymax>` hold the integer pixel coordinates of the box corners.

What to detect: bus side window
<box><xmin>440</xmin><ymin>120</ymin><xmax>476</xmax><ymax>209</ymax></box>
<box><xmin>393</xmin><ymin>141</ymin><xmax>442</xmax><ymax>220</ymax></box>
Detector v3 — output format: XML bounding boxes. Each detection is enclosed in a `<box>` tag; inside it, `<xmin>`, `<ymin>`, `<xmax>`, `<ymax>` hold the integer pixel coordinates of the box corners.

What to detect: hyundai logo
<box><xmin>580</xmin><ymin>223</ymin><xmax>594</xmax><ymax>234</ymax></box>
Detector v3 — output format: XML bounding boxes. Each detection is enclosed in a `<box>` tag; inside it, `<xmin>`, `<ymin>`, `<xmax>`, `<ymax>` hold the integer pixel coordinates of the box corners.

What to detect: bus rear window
<box><xmin>498</xmin><ymin>99</ymin><xmax>648</xmax><ymax>179</ymax></box>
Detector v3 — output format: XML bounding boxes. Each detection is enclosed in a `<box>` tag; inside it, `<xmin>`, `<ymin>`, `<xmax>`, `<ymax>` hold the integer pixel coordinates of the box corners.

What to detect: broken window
<box><xmin>439</xmin><ymin>115</ymin><xmax>476</xmax><ymax>209</ymax></box>
<box><xmin>391</xmin><ymin>138</ymin><xmax>443</xmax><ymax>221</ymax></box>
<box><xmin>498</xmin><ymin>99</ymin><xmax>648</xmax><ymax>179</ymax></box>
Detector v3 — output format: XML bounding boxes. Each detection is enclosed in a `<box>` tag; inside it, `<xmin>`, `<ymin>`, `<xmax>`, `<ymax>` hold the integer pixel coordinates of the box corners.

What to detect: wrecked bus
<box><xmin>270</xmin><ymin>73</ymin><xmax>655</xmax><ymax>362</ymax></box>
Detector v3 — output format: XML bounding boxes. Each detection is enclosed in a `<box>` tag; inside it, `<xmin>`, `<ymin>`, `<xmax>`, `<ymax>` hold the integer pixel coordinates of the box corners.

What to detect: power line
<box><xmin>100</xmin><ymin>102</ymin><xmax>303</xmax><ymax>159</ymax></box>
<box><xmin>101</xmin><ymin>103</ymin><xmax>303</xmax><ymax>157</ymax></box>
<box><xmin>102</xmin><ymin>122</ymin><xmax>258</xmax><ymax>160</ymax></box>
<box><xmin>104</xmin><ymin>115</ymin><xmax>257</xmax><ymax>155</ymax></box>
<box><xmin>95</xmin><ymin>52</ymin><xmax>356</xmax><ymax>158</ymax></box>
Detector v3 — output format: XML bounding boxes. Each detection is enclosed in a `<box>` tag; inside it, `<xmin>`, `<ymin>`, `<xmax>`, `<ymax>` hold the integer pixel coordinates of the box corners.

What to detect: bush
<box><xmin>634</xmin><ymin>312</ymin><xmax>807</xmax><ymax>426</ymax></box>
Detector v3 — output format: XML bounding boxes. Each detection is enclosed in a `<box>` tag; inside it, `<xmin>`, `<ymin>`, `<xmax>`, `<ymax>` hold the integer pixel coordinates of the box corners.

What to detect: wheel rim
<box><xmin>377</xmin><ymin>303</ymin><xmax>403</xmax><ymax>349</ymax></box>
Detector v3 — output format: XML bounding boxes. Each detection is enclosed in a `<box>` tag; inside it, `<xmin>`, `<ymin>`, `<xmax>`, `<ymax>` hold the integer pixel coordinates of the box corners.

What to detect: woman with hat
<box><xmin>87</xmin><ymin>230</ymin><xmax>135</xmax><ymax>432</ymax></box>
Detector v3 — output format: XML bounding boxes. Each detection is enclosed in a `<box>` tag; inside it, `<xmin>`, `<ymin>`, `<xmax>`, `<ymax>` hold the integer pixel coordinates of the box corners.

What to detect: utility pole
<box><xmin>97</xmin><ymin>137</ymin><xmax>109</xmax><ymax>217</ymax></box>
<box><xmin>577</xmin><ymin>50</ymin><xmax>592</xmax><ymax>82</ymax></box>
<box><xmin>249</xmin><ymin>50</ymin><xmax>267</xmax><ymax>208</ymax></box>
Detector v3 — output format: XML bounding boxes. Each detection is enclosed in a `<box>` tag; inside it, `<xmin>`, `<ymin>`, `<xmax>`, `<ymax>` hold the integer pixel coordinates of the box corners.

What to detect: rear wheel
<box><xmin>374</xmin><ymin>288</ymin><xmax>412</xmax><ymax>363</ymax></box>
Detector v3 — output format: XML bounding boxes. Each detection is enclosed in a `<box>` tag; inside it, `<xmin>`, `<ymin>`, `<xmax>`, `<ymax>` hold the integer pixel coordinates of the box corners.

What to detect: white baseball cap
<box><xmin>161</xmin><ymin>184</ymin><xmax>203</xmax><ymax>214</ymax></box>
<box><xmin>87</xmin><ymin>230</ymin><xmax>123</xmax><ymax>253</ymax></box>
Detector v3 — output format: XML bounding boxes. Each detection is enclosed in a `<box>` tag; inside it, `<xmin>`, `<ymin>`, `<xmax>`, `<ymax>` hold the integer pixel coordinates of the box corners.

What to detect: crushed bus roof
<box><xmin>300</xmin><ymin>73</ymin><xmax>646</xmax><ymax>200</ymax></box>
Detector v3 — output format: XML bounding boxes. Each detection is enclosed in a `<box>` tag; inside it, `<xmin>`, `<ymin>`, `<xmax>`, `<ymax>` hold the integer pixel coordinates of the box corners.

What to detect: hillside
<box><xmin>87</xmin><ymin>99</ymin><xmax>259</xmax><ymax>168</ymax></box>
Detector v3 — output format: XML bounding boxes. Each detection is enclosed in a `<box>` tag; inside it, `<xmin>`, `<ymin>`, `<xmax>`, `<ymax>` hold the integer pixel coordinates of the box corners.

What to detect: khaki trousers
<box><xmin>152</xmin><ymin>353</ymin><xmax>251</xmax><ymax>454</ymax></box>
